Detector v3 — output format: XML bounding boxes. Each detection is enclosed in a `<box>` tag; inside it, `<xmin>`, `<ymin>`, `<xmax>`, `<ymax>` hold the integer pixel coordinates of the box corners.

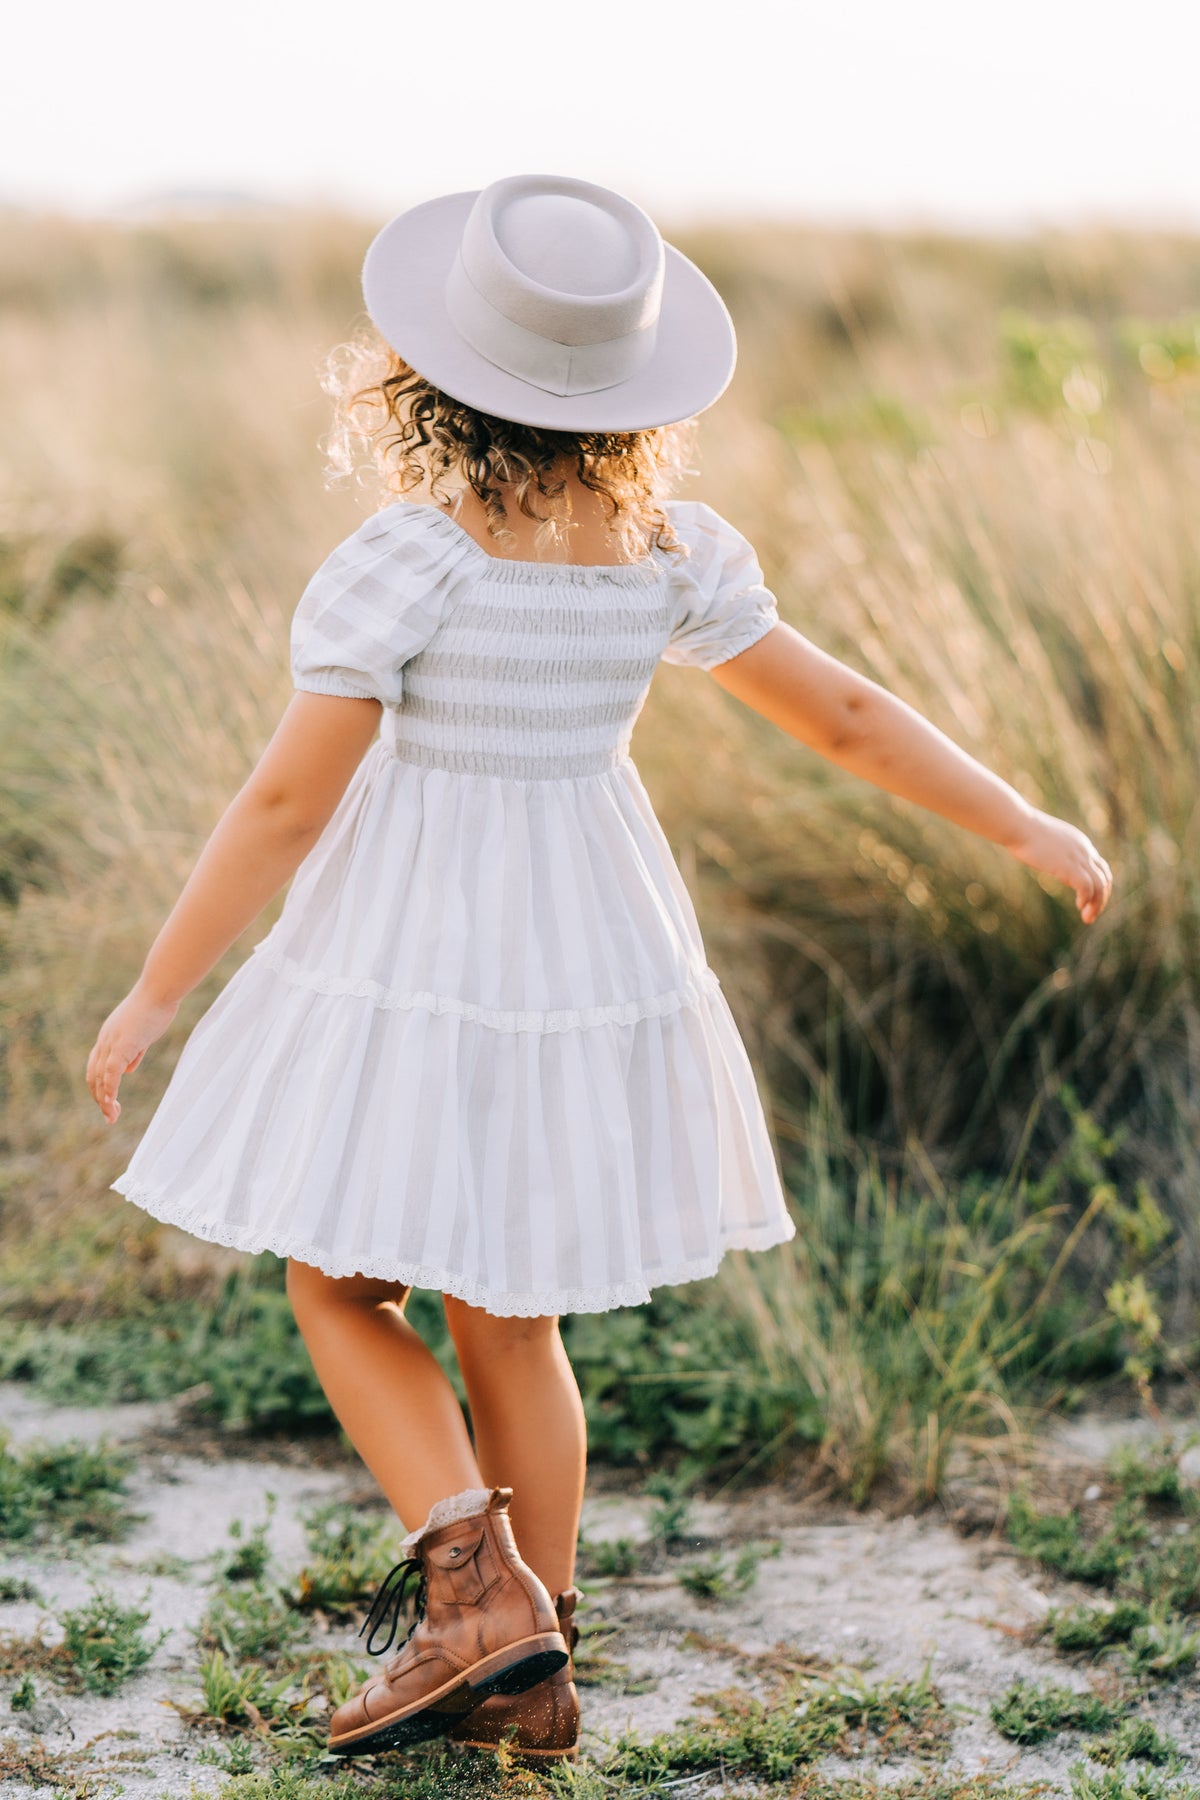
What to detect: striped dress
<box><xmin>111</xmin><ymin>499</ymin><xmax>796</xmax><ymax>1316</ymax></box>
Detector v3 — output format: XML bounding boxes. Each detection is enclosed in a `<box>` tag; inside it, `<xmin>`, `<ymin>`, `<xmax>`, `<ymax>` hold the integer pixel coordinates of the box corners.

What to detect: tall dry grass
<box><xmin>0</xmin><ymin>215</ymin><xmax>1196</xmax><ymax>1468</ymax></box>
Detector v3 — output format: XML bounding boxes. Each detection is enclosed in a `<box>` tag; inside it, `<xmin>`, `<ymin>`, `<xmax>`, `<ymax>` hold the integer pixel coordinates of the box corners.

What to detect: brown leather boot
<box><xmin>447</xmin><ymin>1585</ymin><xmax>582</xmax><ymax>1762</ymax></box>
<box><xmin>327</xmin><ymin>1487</ymin><xmax>569</xmax><ymax>1756</ymax></box>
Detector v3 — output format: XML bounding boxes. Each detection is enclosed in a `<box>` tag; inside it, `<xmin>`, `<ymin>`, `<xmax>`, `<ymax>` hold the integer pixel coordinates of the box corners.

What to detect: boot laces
<box><xmin>358</xmin><ymin>1556</ymin><xmax>427</xmax><ymax>1658</ymax></box>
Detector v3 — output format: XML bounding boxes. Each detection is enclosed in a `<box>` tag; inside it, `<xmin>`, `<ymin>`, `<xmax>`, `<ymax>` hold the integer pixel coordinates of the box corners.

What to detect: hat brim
<box><xmin>361</xmin><ymin>190</ymin><xmax>737</xmax><ymax>433</ymax></box>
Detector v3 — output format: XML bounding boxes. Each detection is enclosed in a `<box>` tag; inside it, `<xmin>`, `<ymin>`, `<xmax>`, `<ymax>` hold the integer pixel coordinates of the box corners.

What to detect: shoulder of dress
<box><xmin>355</xmin><ymin>500</ymin><xmax>483</xmax><ymax>573</ymax></box>
<box><xmin>662</xmin><ymin>499</ymin><xmax>748</xmax><ymax>588</ymax></box>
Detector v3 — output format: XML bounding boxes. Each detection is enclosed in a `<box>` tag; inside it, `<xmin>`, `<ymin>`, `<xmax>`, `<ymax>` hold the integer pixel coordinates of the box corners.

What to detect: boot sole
<box><xmin>328</xmin><ymin>1632</ymin><xmax>569</xmax><ymax>1756</ymax></box>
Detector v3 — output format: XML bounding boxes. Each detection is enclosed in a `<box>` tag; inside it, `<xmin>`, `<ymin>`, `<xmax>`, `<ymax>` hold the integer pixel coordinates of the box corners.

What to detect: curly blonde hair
<box><xmin>320</xmin><ymin>326</ymin><xmax>696</xmax><ymax>563</ymax></box>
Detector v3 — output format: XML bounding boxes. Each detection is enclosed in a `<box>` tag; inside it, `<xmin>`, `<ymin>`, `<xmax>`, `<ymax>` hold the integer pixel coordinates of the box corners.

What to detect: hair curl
<box><xmin>320</xmin><ymin>326</ymin><xmax>697</xmax><ymax>563</ymax></box>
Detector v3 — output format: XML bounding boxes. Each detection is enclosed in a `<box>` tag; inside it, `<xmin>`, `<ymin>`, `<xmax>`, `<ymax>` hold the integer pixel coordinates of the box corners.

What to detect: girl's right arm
<box><xmin>709</xmin><ymin>621</ymin><xmax>1113</xmax><ymax>923</ymax></box>
<box><xmin>85</xmin><ymin>691</ymin><xmax>383</xmax><ymax>1125</ymax></box>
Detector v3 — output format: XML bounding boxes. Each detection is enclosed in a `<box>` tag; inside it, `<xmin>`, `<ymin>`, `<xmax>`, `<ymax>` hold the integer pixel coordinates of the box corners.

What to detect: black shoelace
<box><xmin>358</xmin><ymin>1556</ymin><xmax>427</xmax><ymax>1658</ymax></box>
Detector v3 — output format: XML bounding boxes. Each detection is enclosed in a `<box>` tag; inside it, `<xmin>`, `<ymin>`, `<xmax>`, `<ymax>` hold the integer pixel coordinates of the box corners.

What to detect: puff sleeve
<box><xmin>290</xmin><ymin>504</ymin><xmax>472</xmax><ymax>707</ymax></box>
<box><xmin>660</xmin><ymin>501</ymin><xmax>780</xmax><ymax>671</ymax></box>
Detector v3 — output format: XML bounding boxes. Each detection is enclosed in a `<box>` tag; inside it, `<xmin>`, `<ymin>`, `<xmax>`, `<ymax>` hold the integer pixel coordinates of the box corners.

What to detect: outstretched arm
<box><xmin>709</xmin><ymin>622</ymin><xmax>1113</xmax><ymax>922</ymax></box>
<box><xmin>86</xmin><ymin>692</ymin><xmax>383</xmax><ymax>1124</ymax></box>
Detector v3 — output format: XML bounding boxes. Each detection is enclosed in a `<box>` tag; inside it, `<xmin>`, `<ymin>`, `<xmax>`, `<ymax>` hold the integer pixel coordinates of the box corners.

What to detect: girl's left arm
<box><xmin>709</xmin><ymin>622</ymin><xmax>1113</xmax><ymax>922</ymax></box>
<box><xmin>86</xmin><ymin>692</ymin><xmax>383</xmax><ymax>1124</ymax></box>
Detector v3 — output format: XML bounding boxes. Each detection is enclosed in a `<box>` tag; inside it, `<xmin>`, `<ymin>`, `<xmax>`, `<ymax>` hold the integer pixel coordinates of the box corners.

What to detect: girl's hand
<box><xmin>86</xmin><ymin>984</ymin><xmax>180</xmax><ymax>1124</ymax></box>
<box><xmin>1006</xmin><ymin>808</ymin><xmax>1113</xmax><ymax>924</ymax></box>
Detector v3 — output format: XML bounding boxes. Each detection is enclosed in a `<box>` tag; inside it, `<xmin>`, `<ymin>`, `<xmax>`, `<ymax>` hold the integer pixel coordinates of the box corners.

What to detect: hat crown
<box><xmin>495</xmin><ymin>194</ymin><xmax>642</xmax><ymax>298</ymax></box>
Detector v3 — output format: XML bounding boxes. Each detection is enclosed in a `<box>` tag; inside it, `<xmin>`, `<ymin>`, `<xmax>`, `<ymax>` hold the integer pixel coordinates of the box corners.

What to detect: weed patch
<box><xmin>59</xmin><ymin>1586</ymin><xmax>166</xmax><ymax>1692</ymax></box>
<box><xmin>1068</xmin><ymin>1762</ymin><xmax>1200</xmax><ymax>1800</ymax></box>
<box><xmin>644</xmin><ymin>1469</ymin><xmax>695</xmax><ymax>1547</ymax></box>
<box><xmin>0</xmin><ymin>1586</ymin><xmax>163</xmax><ymax>1694</ymax></box>
<box><xmin>220</xmin><ymin>1495</ymin><xmax>277</xmax><ymax>1583</ymax></box>
<box><xmin>1083</xmin><ymin>1717</ymin><xmax>1184</xmax><ymax>1768</ymax></box>
<box><xmin>677</xmin><ymin>1539</ymin><xmax>780</xmax><ymax>1602</ymax></box>
<box><xmin>7</xmin><ymin>1672</ymin><xmax>35</xmax><ymax>1711</ymax></box>
<box><xmin>0</xmin><ymin>1433</ymin><xmax>135</xmax><ymax>1545</ymax></box>
<box><xmin>288</xmin><ymin>1500</ymin><xmax>399</xmax><ymax>1618</ymax></box>
<box><xmin>600</xmin><ymin>1665</ymin><xmax>948</xmax><ymax>1784</ymax></box>
<box><xmin>0</xmin><ymin>1573</ymin><xmax>43</xmax><ymax>1603</ymax></box>
<box><xmin>198</xmin><ymin>1580</ymin><xmax>310</xmax><ymax>1664</ymax></box>
<box><xmin>174</xmin><ymin>1646</ymin><xmax>338</xmax><ymax>1752</ymax></box>
<box><xmin>990</xmin><ymin>1681</ymin><xmax>1124</xmax><ymax>1745</ymax></box>
<box><xmin>1010</xmin><ymin>1440</ymin><xmax>1200</xmax><ymax>1681</ymax></box>
<box><xmin>1046</xmin><ymin>1602</ymin><xmax>1150</xmax><ymax>1653</ymax></box>
<box><xmin>575</xmin><ymin>1535</ymin><xmax>638</xmax><ymax>1579</ymax></box>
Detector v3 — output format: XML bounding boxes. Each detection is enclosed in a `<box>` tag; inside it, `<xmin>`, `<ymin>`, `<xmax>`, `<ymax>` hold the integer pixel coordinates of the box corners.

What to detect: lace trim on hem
<box><xmin>110</xmin><ymin>1177</ymin><xmax>797</xmax><ymax>1318</ymax></box>
<box><xmin>251</xmin><ymin>940</ymin><xmax>723</xmax><ymax>1034</ymax></box>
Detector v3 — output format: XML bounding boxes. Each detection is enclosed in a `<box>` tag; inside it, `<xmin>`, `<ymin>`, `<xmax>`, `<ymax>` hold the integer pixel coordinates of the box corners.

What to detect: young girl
<box><xmin>86</xmin><ymin>173</ymin><xmax>1112</xmax><ymax>1762</ymax></box>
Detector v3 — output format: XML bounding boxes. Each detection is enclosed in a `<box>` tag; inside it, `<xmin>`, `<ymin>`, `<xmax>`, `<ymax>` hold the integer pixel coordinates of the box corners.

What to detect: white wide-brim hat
<box><xmin>361</xmin><ymin>172</ymin><xmax>737</xmax><ymax>433</ymax></box>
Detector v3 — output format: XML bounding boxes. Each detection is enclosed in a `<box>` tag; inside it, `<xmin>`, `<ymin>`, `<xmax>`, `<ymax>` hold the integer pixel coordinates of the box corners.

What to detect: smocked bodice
<box><xmin>382</xmin><ymin>552</ymin><xmax>674</xmax><ymax>780</ymax></box>
<box><xmin>288</xmin><ymin>499</ymin><xmax>781</xmax><ymax>782</ymax></box>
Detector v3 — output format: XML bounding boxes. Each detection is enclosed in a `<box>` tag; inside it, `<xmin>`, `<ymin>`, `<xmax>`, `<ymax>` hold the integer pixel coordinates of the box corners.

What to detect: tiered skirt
<box><xmin>112</xmin><ymin>741</ymin><xmax>795</xmax><ymax>1316</ymax></box>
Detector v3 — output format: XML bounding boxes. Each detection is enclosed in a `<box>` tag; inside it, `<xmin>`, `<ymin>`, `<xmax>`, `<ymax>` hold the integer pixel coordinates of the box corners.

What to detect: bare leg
<box><xmin>442</xmin><ymin>1298</ymin><xmax>587</xmax><ymax>1598</ymax></box>
<box><xmin>286</xmin><ymin>1261</ymin><xmax>481</xmax><ymax>1534</ymax></box>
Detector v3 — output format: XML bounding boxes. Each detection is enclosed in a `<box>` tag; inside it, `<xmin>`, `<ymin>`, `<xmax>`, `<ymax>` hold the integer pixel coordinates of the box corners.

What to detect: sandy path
<box><xmin>0</xmin><ymin>1385</ymin><xmax>1196</xmax><ymax>1797</ymax></box>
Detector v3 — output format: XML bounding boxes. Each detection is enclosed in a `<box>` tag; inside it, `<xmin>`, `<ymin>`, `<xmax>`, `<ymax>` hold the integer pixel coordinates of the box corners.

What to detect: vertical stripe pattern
<box><xmin>112</xmin><ymin>499</ymin><xmax>794</xmax><ymax>1315</ymax></box>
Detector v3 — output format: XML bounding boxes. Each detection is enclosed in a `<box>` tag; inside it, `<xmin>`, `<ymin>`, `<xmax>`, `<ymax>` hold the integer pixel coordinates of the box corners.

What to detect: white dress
<box><xmin>111</xmin><ymin>499</ymin><xmax>796</xmax><ymax>1316</ymax></box>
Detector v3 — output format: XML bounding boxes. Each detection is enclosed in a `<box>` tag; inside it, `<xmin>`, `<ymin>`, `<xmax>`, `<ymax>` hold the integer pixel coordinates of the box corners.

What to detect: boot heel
<box><xmin>466</xmin><ymin>1631</ymin><xmax>569</xmax><ymax>1700</ymax></box>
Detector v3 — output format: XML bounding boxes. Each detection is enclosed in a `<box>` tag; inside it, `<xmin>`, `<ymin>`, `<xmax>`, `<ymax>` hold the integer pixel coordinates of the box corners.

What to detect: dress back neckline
<box><xmin>399</xmin><ymin>502</ymin><xmax>666</xmax><ymax>587</ymax></box>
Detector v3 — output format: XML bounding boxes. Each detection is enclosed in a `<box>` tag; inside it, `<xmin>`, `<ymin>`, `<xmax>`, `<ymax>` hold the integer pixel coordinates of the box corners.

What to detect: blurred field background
<box><xmin>1</xmin><ymin>211</ymin><xmax>1197</xmax><ymax>1508</ymax></box>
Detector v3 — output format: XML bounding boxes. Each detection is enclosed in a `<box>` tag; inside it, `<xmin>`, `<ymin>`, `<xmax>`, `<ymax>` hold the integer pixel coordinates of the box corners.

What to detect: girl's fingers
<box><xmin>92</xmin><ymin>1042</ymin><xmax>125</xmax><ymax>1119</ymax></box>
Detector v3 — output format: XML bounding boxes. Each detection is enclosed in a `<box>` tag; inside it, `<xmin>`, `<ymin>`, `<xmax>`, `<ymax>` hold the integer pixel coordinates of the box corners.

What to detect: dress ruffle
<box><xmin>111</xmin><ymin>944</ymin><xmax>795</xmax><ymax>1317</ymax></box>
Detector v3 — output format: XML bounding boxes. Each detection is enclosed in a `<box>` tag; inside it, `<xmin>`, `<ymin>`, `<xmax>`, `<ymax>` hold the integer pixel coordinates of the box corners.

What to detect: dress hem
<box><xmin>110</xmin><ymin>1176</ymin><xmax>797</xmax><ymax>1318</ymax></box>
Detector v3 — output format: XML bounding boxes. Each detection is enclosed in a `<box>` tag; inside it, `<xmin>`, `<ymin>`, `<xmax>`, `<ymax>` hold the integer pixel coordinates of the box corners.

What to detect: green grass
<box><xmin>58</xmin><ymin>1586</ymin><xmax>166</xmax><ymax>1693</ymax></box>
<box><xmin>993</xmin><ymin>1479</ymin><xmax>1200</xmax><ymax>1770</ymax></box>
<box><xmin>598</xmin><ymin>1665</ymin><xmax>949</xmax><ymax>1783</ymax></box>
<box><xmin>179</xmin><ymin>1660</ymin><xmax>960</xmax><ymax>1798</ymax></box>
<box><xmin>676</xmin><ymin>1539</ymin><xmax>780</xmax><ymax>1602</ymax></box>
<box><xmin>202</xmin><ymin>1774</ymin><xmax>1050</xmax><ymax>1800</ymax></box>
<box><xmin>1047</xmin><ymin>1601</ymin><xmax>1151</xmax><ymax>1653</ymax></box>
<box><xmin>220</xmin><ymin>1497</ymin><xmax>278</xmax><ymax>1583</ymax></box>
<box><xmin>1083</xmin><ymin>1718</ymin><xmax>1184</xmax><ymax>1769</ymax></box>
<box><xmin>1012</xmin><ymin>1440</ymin><xmax>1200</xmax><ymax>1681</ymax></box>
<box><xmin>288</xmin><ymin>1500</ymin><xmax>402</xmax><ymax>1617</ymax></box>
<box><xmin>0</xmin><ymin>1573</ymin><xmax>44</xmax><ymax>1602</ymax></box>
<box><xmin>8</xmin><ymin>1671</ymin><xmax>36</xmax><ymax>1711</ymax></box>
<box><xmin>0</xmin><ymin>1433</ymin><xmax>136</xmax><ymax>1545</ymax></box>
<box><xmin>990</xmin><ymin>1680</ymin><xmax>1123</xmax><ymax>1745</ymax></box>
<box><xmin>575</xmin><ymin>1535</ymin><xmax>638</xmax><ymax>1579</ymax></box>
<box><xmin>1068</xmin><ymin>1763</ymin><xmax>1200</xmax><ymax>1800</ymax></box>
<box><xmin>198</xmin><ymin>1580</ymin><xmax>311</xmax><ymax>1664</ymax></box>
<box><xmin>0</xmin><ymin>1586</ymin><xmax>165</xmax><ymax>1695</ymax></box>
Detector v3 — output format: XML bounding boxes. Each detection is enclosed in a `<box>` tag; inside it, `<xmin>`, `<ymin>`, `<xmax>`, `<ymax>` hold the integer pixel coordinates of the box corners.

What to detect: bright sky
<box><xmin>5</xmin><ymin>0</ymin><xmax>1199</xmax><ymax>228</ymax></box>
